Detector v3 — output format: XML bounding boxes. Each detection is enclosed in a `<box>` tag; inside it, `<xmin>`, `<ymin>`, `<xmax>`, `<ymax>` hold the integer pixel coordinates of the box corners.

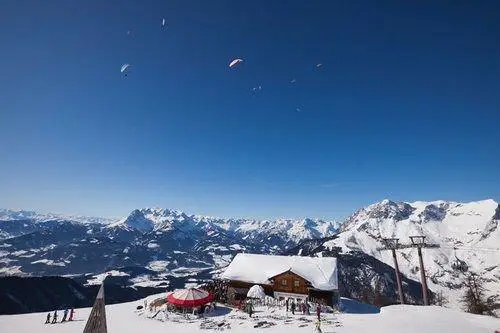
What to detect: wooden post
<box><xmin>83</xmin><ymin>283</ymin><xmax>107</xmax><ymax>333</ymax></box>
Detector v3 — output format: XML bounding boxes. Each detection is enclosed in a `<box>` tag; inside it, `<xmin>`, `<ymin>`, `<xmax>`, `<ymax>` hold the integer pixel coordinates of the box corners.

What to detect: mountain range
<box><xmin>0</xmin><ymin>199</ymin><xmax>498</xmax><ymax>311</ymax></box>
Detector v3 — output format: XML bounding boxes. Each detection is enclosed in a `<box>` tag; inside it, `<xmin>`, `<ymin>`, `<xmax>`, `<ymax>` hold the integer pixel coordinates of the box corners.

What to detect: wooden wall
<box><xmin>270</xmin><ymin>271</ymin><xmax>310</xmax><ymax>295</ymax></box>
<box><xmin>226</xmin><ymin>275</ymin><xmax>338</xmax><ymax>307</ymax></box>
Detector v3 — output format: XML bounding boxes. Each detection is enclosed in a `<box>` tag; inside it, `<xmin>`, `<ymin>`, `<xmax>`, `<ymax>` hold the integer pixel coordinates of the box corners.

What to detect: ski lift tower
<box><xmin>408</xmin><ymin>236</ymin><xmax>440</xmax><ymax>306</ymax></box>
<box><xmin>378</xmin><ymin>238</ymin><xmax>405</xmax><ymax>305</ymax></box>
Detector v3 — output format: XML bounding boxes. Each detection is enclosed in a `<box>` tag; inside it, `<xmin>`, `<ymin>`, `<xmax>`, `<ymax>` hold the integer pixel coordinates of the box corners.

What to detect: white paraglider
<box><xmin>316</xmin><ymin>63</ymin><xmax>323</xmax><ymax>68</ymax></box>
<box><xmin>291</xmin><ymin>79</ymin><xmax>296</xmax><ymax>83</ymax></box>
<box><xmin>121</xmin><ymin>64</ymin><xmax>130</xmax><ymax>76</ymax></box>
<box><xmin>162</xmin><ymin>18</ymin><xmax>166</xmax><ymax>27</ymax></box>
<box><xmin>229</xmin><ymin>58</ymin><xmax>243</xmax><ymax>68</ymax></box>
<box><xmin>121</xmin><ymin>64</ymin><xmax>130</xmax><ymax>72</ymax></box>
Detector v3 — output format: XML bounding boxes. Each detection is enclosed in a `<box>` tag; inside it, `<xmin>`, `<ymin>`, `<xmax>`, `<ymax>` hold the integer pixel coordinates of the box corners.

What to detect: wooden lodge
<box><xmin>221</xmin><ymin>253</ymin><xmax>338</xmax><ymax>306</ymax></box>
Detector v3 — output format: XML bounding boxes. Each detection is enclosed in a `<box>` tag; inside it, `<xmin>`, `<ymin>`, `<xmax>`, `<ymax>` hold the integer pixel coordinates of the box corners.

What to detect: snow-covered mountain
<box><xmin>1</xmin><ymin>200</ymin><xmax>498</xmax><ymax>310</ymax></box>
<box><xmin>109</xmin><ymin>207</ymin><xmax>340</xmax><ymax>250</ymax></box>
<box><xmin>0</xmin><ymin>207</ymin><xmax>339</xmax><ymax>291</ymax></box>
<box><xmin>305</xmin><ymin>199</ymin><xmax>500</xmax><ymax>308</ymax></box>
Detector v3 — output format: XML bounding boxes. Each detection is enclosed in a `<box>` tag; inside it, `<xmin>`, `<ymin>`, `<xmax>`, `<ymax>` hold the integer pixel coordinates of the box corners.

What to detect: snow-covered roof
<box><xmin>221</xmin><ymin>253</ymin><xmax>338</xmax><ymax>290</ymax></box>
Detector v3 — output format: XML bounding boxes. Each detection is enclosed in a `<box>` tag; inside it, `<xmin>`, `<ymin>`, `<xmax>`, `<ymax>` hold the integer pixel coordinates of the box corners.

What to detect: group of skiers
<box><xmin>44</xmin><ymin>308</ymin><xmax>74</xmax><ymax>324</ymax></box>
<box><xmin>285</xmin><ymin>298</ymin><xmax>321</xmax><ymax>320</ymax></box>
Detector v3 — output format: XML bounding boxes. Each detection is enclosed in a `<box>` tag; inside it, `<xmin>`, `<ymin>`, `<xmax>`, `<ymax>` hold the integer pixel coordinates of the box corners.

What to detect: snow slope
<box><xmin>323</xmin><ymin>199</ymin><xmax>500</xmax><ymax>308</ymax></box>
<box><xmin>0</xmin><ymin>295</ymin><xmax>498</xmax><ymax>333</ymax></box>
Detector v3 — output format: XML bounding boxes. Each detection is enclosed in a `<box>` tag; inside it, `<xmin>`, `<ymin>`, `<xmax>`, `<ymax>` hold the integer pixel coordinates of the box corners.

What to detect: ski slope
<box><xmin>0</xmin><ymin>295</ymin><xmax>498</xmax><ymax>333</ymax></box>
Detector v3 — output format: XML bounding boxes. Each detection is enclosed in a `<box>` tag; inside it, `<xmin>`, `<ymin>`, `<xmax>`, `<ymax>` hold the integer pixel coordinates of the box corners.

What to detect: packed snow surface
<box><xmin>221</xmin><ymin>253</ymin><xmax>338</xmax><ymax>290</ymax></box>
<box><xmin>0</xmin><ymin>295</ymin><xmax>499</xmax><ymax>333</ymax></box>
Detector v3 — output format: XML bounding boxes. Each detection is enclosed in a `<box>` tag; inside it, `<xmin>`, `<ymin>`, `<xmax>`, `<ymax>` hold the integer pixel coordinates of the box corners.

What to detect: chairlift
<box><xmin>451</xmin><ymin>247</ymin><xmax>468</xmax><ymax>272</ymax></box>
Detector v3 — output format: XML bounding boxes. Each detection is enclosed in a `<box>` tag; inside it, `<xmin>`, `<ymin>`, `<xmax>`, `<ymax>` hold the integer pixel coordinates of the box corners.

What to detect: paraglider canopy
<box><xmin>167</xmin><ymin>288</ymin><xmax>213</xmax><ymax>308</ymax></box>
<box><xmin>162</xmin><ymin>18</ymin><xmax>166</xmax><ymax>27</ymax></box>
<box><xmin>229</xmin><ymin>58</ymin><xmax>243</xmax><ymax>68</ymax></box>
<box><xmin>120</xmin><ymin>64</ymin><xmax>130</xmax><ymax>73</ymax></box>
<box><xmin>247</xmin><ymin>285</ymin><xmax>265</xmax><ymax>299</ymax></box>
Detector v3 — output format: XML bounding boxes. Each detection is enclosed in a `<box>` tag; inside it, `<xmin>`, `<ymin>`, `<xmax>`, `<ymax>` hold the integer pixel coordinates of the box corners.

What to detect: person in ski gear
<box><xmin>51</xmin><ymin>310</ymin><xmax>58</xmax><ymax>324</ymax></box>
<box><xmin>69</xmin><ymin>308</ymin><xmax>74</xmax><ymax>321</ymax></box>
<box><xmin>290</xmin><ymin>301</ymin><xmax>296</xmax><ymax>315</ymax></box>
<box><xmin>45</xmin><ymin>313</ymin><xmax>51</xmax><ymax>324</ymax></box>
<box><xmin>248</xmin><ymin>302</ymin><xmax>253</xmax><ymax>318</ymax></box>
<box><xmin>306</xmin><ymin>301</ymin><xmax>310</xmax><ymax>315</ymax></box>
<box><xmin>285</xmin><ymin>298</ymin><xmax>289</xmax><ymax>312</ymax></box>
<box><xmin>316</xmin><ymin>304</ymin><xmax>321</xmax><ymax>321</ymax></box>
<box><xmin>61</xmin><ymin>308</ymin><xmax>68</xmax><ymax>322</ymax></box>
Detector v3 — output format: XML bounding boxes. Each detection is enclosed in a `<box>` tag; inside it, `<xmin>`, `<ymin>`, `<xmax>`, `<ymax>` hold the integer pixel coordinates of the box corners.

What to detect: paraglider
<box><xmin>121</xmin><ymin>63</ymin><xmax>130</xmax><ymax>76</ymax></box>
<box><xmin>161</xmin><ymin>18</ymin><xmax>166</xmax><ymax>27</ymax></box>
<box><xmin>229</xmin><ymin>58</ymin><xmax>243</xmax><ymax>68</ymax></box>
<box><xmin>290</xmin><ymin>79</ymin><xmax>296</xmax><ymax>84</ymax></box>
<box><xmin>316</xmin><ymin>63</ymin><xmax>323</xmax><ymax>68</ymax></box>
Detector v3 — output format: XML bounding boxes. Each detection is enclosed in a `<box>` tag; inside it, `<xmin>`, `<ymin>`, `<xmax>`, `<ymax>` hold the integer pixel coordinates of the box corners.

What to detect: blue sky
<box><xmin>1</xmin><ymin>0</ymin><xmax>499</xmax><ymax>220</ymax></box>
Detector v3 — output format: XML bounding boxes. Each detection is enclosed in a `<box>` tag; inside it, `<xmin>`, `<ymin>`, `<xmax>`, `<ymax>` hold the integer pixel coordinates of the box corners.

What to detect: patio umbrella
<box><xmin>167</xmin><ymin>288</ymin><xmax>214</xmax><ymax>308</ymax></box>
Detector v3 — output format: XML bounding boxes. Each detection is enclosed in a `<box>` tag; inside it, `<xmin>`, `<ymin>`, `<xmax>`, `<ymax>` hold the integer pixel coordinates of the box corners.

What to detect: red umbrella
<box><xmin>167</xmin><ymin>288</ymin><xmax>214</xmax><ymax>308</ymax></box>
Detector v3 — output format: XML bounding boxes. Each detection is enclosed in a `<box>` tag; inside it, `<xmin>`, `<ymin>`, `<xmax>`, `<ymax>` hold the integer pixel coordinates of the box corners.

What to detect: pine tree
<box><xmin>460</xmin><ymin>272</ymin><xmax>496</xmax><ymax>317</ymax></box>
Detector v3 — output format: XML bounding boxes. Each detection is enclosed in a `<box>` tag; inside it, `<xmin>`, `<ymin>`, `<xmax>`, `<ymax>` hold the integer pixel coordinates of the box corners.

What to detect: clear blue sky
<box><xmin>1</xmin><ymin>0</ymin><xmax>499</xmax><ymax>220</ymax></box>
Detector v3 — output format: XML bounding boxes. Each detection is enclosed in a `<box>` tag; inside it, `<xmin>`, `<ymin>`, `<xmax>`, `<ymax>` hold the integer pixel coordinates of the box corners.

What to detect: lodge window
<box><xmin>294</xmin><ymin>280</ymin><xmax>300</xmax><ymax>287</ymax></box>
<box><xmin>281</xmin><ymin>279</ymin><xmax>287</xmax><ymax>286</ymax></box>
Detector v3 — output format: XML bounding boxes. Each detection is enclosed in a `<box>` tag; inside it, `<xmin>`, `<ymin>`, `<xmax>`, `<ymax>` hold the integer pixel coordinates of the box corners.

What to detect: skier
<box><xmin>290</xmin><ymin>301</ymin><xmax>296</xmax><ymax>315</ymax></box>
<box><xmin>316</xmin><ymin>304</ymin><xmax>321</xmax><ymax>321</ymax></box>
<box><xmin>45</xmin><ymin>313</ymin><xmax>51</xmax><ymax>324</ymax></box>
<box><xmin>301</xmin><ymin>302</ymin><xmax>305</xmax><ymax>314</ymax></box>
<box><xmin>285</xmin><ymin>298</ymin><xmax>289</xmax><ymax>312</ymax></box>
<box><xmin>69</xmin><ymin>308</ymin><xmax>74</xmax><ymax>321</ymax></box>
<box><xmin>306</xmin><ymin>301</ymin><xmax>310</xmax><ymax>315</ymax></box>
<box><xmin>51</xmin><ymin>310</ymin><xmax>58</xmax><ymax>324</ymax></box>
<box><xmin>61</xmin><ymin>308</ymin><xmax>68</xmax><ymax>322</ymax></box>
<box><xmin>248</xmin><ymin>302</ymin><xmax>253</xmax><ymax>318</ymax></box>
